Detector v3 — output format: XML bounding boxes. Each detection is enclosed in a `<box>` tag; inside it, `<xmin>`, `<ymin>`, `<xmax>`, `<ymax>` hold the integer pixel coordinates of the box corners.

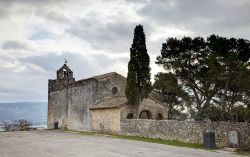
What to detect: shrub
<box><xmin>3</xmin><ymin>119</ymin><xmax>33</xmax><ymax>131</ymax></box>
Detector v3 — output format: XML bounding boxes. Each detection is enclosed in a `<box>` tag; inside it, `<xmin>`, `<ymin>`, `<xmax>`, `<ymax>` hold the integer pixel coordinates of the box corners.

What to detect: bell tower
<box><xmin>48</xmin><ymin>61</ymin><xmax>75</xmax><ymax>93</ymax></box>
<box><xmin>57</xmin><ymin>63</ymin><xmax>73</xmax><ymax>79</ymax></box>
<box><xmin>56</xmin><ymin>59</ymin><xmax>73</xmax><ymax>79</ymax></box>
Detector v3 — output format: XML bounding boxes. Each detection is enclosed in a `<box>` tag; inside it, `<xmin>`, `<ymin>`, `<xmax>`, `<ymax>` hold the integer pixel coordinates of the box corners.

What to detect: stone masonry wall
<box><xmin>47</xmin><ymin>88</ymin><xmax>68</xmax><ymax>129</ymax></box>
<box><xmin>91</xmin><ymin>108</ymin><xmax>120</xmax><ymax>133</ymax></box>
<box><xmin>67</xmin><ymin>79</ymin><xmax>98</xmax><ymax>131</ymax></box>
<box><xmin>120</xmin><ymin>119</ymin><xmax>250</xmax><ymax>150</ymax></box>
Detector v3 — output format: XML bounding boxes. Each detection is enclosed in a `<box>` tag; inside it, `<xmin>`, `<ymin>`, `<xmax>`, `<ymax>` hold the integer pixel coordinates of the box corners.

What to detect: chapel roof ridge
<box><xmin>92</xmin><ymin>72</ymin><xmax>126</xmax><ymax>80</ymax></box>
<box><xmin>76</xmin><ymin>71</ymin><xmax>126</xmax><ymax>83</ymax></box>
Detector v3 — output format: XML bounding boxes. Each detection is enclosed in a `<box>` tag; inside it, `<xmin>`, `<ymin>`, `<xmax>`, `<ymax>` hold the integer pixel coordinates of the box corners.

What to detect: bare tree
<box><xmin>3</xmin><ymin>119</ymin><xmax>33</xmax><ymax>131</ymax></box>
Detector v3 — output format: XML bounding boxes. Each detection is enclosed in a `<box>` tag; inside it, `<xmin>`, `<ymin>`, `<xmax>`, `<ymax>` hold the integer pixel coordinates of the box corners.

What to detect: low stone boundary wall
<box><xmin>120</xmin><ymin>119</ymin><xmax>250</xmax><ymax>150</ymax></box>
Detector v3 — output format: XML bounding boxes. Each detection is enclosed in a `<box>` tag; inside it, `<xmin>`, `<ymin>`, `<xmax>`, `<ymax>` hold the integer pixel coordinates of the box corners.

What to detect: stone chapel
<box><xmin>48</xmin><ymin>63</ymin><xmax>168</xmax><ymax>132</ymax></box>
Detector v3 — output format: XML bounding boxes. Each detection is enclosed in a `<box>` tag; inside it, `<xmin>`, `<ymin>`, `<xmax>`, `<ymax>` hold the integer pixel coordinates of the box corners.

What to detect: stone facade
<box><xmin>90</xmin><ymin>97</ymin><xmax>168</xmax><ymax>133</ymax></box>
<box><xmin>120</xmin><ymin>119</ymin><xmax>250</xmax><ymax>150</ymax></box>
<box><xmin>48</xmin><ymin>64</ymin><xmax>126</xmax><ymax>131</ymax></box>
<box><xmin>48</xmin><ymin>64</ymin><xmax>167</xmax><ymax>132</ymax></box>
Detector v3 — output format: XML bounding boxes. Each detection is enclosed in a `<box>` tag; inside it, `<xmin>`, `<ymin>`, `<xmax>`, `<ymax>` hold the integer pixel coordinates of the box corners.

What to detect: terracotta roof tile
<box><xmin>90</xmin><ymin>96</ymin><xmax>128</xmax><ymax>110</ymax></box>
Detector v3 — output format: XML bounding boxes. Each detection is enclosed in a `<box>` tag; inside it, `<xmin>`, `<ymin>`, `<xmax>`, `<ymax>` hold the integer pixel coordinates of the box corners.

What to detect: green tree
<box><xmin>156</xmin><ymin>36</ymin><xmax>218</xmax><ymax>114</ymax></box>
<box><xmin>156</xmin><ymin>35</ymin><xmax>250</xmax><ymax>121</ymax></box>
<box><xmin>153</xmin><ymin>72</ymin><xmax>187</xmax><ymax>119</ymax></box>
<box><xmin>126</xmin><ymin>24</ymin><xmax>151</xmax><ymax>119</ymax></box>
<box><xmin>199</xmin><ymin>105</ymin><xmax>250</xmax><ymax>123</ymax></box>
<box><xmin>207</xmin><ymin>35</ymin><xmax>250</xmax><ymax>112</ymax></box>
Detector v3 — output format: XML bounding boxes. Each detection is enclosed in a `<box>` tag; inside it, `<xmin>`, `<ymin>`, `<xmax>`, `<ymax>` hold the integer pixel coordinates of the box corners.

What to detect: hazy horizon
<box><xmin>0</xmin><ymin>102</ymin><xmax>47</xmax><ymax>128</ymax></box>
<box><xmin>0</xmin><ymin>101</ymin><xmax>47</xmax><ymax>103</ymax></box>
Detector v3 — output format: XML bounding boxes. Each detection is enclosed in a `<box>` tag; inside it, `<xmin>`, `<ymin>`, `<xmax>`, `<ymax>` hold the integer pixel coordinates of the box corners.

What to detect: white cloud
<box><xmin>0</xmin><ymin>0</ymin><xmax>249</xmax><ymax>102</ymax></box>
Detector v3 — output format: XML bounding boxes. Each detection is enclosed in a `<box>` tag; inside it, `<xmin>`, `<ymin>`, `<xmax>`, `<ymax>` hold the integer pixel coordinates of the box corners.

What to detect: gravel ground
<box><xmin>0</xmin><ymin>130</ymin><xmax>241</xmax><ymax>157</ymax></box>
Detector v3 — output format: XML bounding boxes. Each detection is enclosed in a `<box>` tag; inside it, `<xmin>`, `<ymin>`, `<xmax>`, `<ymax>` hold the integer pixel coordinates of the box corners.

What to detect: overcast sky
<box><xmin>0</xmin><ymin>0</ymin><xmax>250</xmax><ymax>102</ymax></box>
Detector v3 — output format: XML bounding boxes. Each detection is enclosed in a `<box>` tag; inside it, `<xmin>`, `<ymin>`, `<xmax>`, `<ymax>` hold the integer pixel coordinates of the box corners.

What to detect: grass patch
<box><xmin>46</xmin><ymin>128</ymin><xmax>55</xmax><ymax>130</ymax></box>
<box><xmin>67</xmin><ymin>130</ymin><xmax>96</xmax><ymax>136</ymax></box>
<box><xmin>109</xmin><ymin>134</ymin><xmax>204</xmax><ymax>149</ymax></box>
<box><xmin>46</xmin><ymin>129</ymin><xmax>96</xmax><ymax>135</ymax></box>
<box><xmin>236</xmin><ymin>150</ymin><xmax>250</xmax><ymax>156</ymax></box>
<box><xmin>63</xmin><ymin>129</ymin><xmax>204</xmax><ymax>149</ymax></box>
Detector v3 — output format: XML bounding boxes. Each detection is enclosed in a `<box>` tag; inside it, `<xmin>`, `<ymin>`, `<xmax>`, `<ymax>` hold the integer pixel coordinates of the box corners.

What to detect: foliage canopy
<box><xmin>156</xmin><ymin>35</ymin><xmax>250</xmax><ymax>121</ymax></box>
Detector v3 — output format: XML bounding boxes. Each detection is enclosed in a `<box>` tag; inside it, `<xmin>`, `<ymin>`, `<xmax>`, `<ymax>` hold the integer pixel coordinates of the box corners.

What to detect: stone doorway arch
<box><xmin>126</xmin><ymin>113</ymin><xmax>134</xmax><ymax>119</ymax></box>
<box><xmin>139</xmin><ymin>110</ymin><xmax>153</xmax><ymax>119</ymax></box>
<box><xmin>156</xmin><ymin>113</ymin><xmax>163</xmax><ymax>120</ymax></box>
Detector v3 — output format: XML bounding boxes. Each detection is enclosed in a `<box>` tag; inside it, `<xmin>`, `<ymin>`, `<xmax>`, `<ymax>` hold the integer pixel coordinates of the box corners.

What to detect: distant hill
<box><xmin>0</xmin><ymin>102</ymin><xmax>47</xmax><ymax>127</ymax></box>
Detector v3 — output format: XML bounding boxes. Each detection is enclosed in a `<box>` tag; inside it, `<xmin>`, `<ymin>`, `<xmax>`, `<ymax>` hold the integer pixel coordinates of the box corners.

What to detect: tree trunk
<box><xmin>134</xmin><ymin>85</ymin><xmax>140</xmax><ymax>119</ymax></box>
<box><xmin>134</xmin><ymin>99</ymin><xmax>140</xmax><ymax>119</ymax></box>
<box><xmin>167</xmin><ymin>103</ymin><xmax>173</xmax><ymax>119</ymax></box>
<box><xmin>222</xmin><ymin>74</ymin><xmax>229</xmax><ymax>111</ymax></box>
<box><xmin>190</xmin><ymin>85</ymin><xmax>202</xmax><ymax>111</ymax></box>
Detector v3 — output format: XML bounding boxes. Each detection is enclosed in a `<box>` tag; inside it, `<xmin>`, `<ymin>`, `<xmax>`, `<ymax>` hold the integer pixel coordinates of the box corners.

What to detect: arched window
<box><xmin>126</xmin><ymin>113</ymin><xmax>134</xmax><ymax>119</ymax></box>
<box><xmin>63</xmin><ymin>68</ymin><xmax>68</xmax><ymax>78</ymax></box>
<box><xmin>111</xmin><ymin>87</ymin><xmax>118</xmax><ymax>96</ymax></box>
<box><xmin>139</xmin><ymin>110</ymin><xmax>153</xmax><ymax>119</ymax></box>
<box><xmin>156</xmin><ymin>113</ymin><xmax>163</xmax><ymax>120</ymax></box>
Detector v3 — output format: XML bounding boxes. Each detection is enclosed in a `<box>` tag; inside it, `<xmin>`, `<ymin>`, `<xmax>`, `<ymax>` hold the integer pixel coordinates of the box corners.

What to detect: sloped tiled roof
<box><xmin>90</xmin><ymin>97</ymin><xmax>128</xmax><ymax>110</ymax></box>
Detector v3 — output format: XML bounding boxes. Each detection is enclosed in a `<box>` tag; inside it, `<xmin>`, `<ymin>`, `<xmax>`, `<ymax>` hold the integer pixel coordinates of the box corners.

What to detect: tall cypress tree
<box><xmin>125</xmin><ymin>24</ymin><xmax>151</xmax><ymax>119</ymax></box>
